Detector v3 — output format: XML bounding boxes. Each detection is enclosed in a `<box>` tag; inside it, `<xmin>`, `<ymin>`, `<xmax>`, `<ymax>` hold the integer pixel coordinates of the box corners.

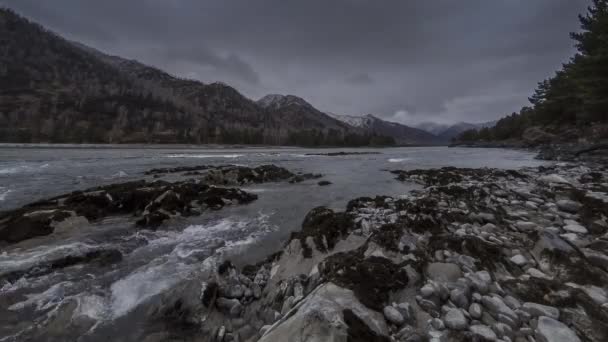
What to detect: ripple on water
<box><xmin>164</xmin><ymin>154</ymin><xmax>243</xmax><ymax>158</ymax></box>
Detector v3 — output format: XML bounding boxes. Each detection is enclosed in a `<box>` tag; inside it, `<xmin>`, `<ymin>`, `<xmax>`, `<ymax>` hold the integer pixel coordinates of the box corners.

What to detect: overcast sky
<box><xmin>2</xmin><ymin>0</ymin><xmax>589</xmax><ymax>125</ymax></box>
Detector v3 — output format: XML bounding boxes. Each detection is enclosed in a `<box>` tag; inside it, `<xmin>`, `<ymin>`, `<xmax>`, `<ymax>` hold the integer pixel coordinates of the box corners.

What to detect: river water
<box><xmin>0</xmin><ymin>145</ymin><xmax>546</xmax><ymax>341</ymax></box>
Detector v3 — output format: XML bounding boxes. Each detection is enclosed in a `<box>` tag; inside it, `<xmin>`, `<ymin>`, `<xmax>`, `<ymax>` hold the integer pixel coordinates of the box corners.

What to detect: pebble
<box><xmin>444</xmin><ymin>309</ymin><xmax>468</xmax><ymax>330</ymax></box>
<box><xmin>510</xmin><ymin>254</ymin><xmax>527</xmax><ymax>266</ymax></box>
<box><xmin>556</xmin><ymin>200</ymin><xmax>581</xmax><ymax>213</ymax></box>
<box><xmin>469</xmin><ymin>303</ymin><xmax>483</xmax><ymax>319</ymax></box>
<box><xmin>470</xmin><ymin>324</ymin><xmax>497</xmax><ymax>341</ymax></box>
<box><xmin>383</xmin><ymin>306</ymin><xmax>405</xmax><ymax>326</ymax></box>
<box><xmin>522</xmin><ymin>303</ymin><xmax>559</xmax><ymax>320</ymax></box>
<box><xmin>535</xmin><ymin>316</ymin><xmax>580</xmax><ymax>342</ymax></box>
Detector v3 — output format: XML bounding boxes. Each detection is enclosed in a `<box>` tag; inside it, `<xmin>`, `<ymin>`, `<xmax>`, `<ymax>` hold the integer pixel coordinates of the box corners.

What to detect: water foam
<box><xmin>388</xmin><ymin>158</ymin><xmax>411</xmax><ymax>163</ymax></box>
<box><xmin>0</xmin><ymin>188</ymin><xmax>10</xmax><ymax>201</ymax></box>
<box><xmin>109</xmin><ymin>261</ymin><xmax>192</xmax><ymax>318</ymax></box>
<box><xmin>165</xmin><ymin>154</ymin><xmax>243</xmax><ymax>159</ymax></box>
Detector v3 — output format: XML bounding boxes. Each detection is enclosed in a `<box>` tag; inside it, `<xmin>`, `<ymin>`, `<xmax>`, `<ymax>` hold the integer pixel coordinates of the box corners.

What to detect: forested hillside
<box><xmin>0</xmin><ymin>8</ymin><xmax>392</xmax><ymax>146</ymax></box>
<box><xmin>455</xmin><ymin>0</ymin><xmax>608</xmax><ymax>146</ymax></box>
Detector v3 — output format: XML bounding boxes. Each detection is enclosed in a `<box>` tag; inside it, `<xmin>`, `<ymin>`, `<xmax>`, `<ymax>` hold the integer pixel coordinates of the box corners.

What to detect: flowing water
<box><xmin>0</xmin><ymin>145</ymin><xmax>546</xmax><ymax>341</ymax></box>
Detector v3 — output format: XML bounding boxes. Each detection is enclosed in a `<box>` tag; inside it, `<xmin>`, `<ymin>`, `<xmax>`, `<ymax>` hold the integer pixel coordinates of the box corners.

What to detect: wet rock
<box><xmin>444</xmin><ymin>309</ymin><xmax>468</xmax><ymax>330</ymax></box>
<box><xmin>0</xmin><ymin>209</ymin><xmax>71</xmax><ymax>243</ymax></box>
<box><xmin>383</xmin><ymin>306</ymin><xmax>405</xmax><ymax>326</ymax></box>
<box><xmin>469</xmin><ymin>303</ymin><xmax>483</xmax><ymax>319</ymax></box>
<box><xmin>470</xmin><ymin>324</ymin><xmax>497</xmax><ymax>341</ymax></box>
<box><xmin>556</xmin><ymin>200</ymin><xmax>582</xmax><ymax>213</ymax></box>
<box><xmin>468</xmin><ymin>271</ymin><xmax>492</xmax><ymax>294</ymax></box>
<box><xmin>289</xmin><ymin>206</ymin><xmax>355</xmax><ymax>257</ymax></box>
<box><xmin>563</xmin><ymin>223</ymin><xmax>588</xmax><ymax>234</ymax></box>
<box><xmin>426</xmin><ymin>262</ymin><xmax>462</xmax><ymax>283</ymax></box>
<box><xmin>522</xmin><ymin>303</ymin><xmax>559</xmax><ymax>320</ymax></box>
<box><xmin>320</xmin><ymin>250</ymin><xmax>408</xmax><ymax>311</ymax></box>
<box><xmin>538</xmin><ymin>174</ymin><xmax>571</xmax><ymax>185</ymax></box>
<box><xmin>216</xmin><ymin>297</ymin><xmax>242</xmax><ymax>317</ymax></box>
<box><xmin>535</xmin><ymin>316</ymin><xmax>581</xmax><ymax>342</ymax></box>
<box><xmin>510</xmin><ymin>254</ymin><xmax>527</xmax><ymax>266</ymax></box>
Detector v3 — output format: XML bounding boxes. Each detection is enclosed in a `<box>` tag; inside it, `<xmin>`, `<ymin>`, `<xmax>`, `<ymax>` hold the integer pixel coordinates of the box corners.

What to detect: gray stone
<box><xmin>451</xmin><ymin>288</ymin><xmax>470</xmax><ymax>308</ymax></box>
<box><xmin>281</xmin><ymin>296</ymin><xmax>295</xmax><ymax>315</ymax></box>
<box><xmin>383</xmin><ymin>306</ymin><xmax>405</xmax><ymax>326</ymax></box>
<box><xmin>510</xmin><ymin>254</ymin><xmax>527</xmax><ymax>266</ymax></box>
<box><xmin>504</xmin><ymin>296</ymin><xmax>521</xmax><ymax>310</ymax></box>
<box><xmin>444</xmin><ymin>309</ymin><xmax>468</xmax><ymax>330</ymax></box>
<box><xmin>522</xmin><ymin>303</ymin><xmax>559</xmax><ymax>320</ymax></box>
<box><xmin>469</xmin><ymin>303</ymin><xmax>483</xmax><ymax>319</ymax></box>
<box><xmin>252</xmin><ymin>283</ymin><xmax>262</xmax><ymax>299</ymax></box>
<box><xmin>216</xmin><ymin>297</ymin><xmax>242</xmax><ymax>317</ymax></box>
<box><xmin>563</xmin><ymin>224</ymin><xmax>588</xmax><ymax>234</ymax></box>
<box><xmin>515</xmin><ymin>221</ymin><xmax>537</xmax><ymax>232</ymax></box>
<box><xmin>430</xmin><ymin>318</ymin><xmax>445</xmax><ymax>330</ymax></box>
<box><xmin>426</xmin><ymin>263</ymin><xmax>462</xmax><ymax>283</ymax></box>
<box><xmin>535</xmin><ymin>316</ymin><xmax>580</xmax><ymax>342</ymax></box>
<box><xmin>396</xmin><ymin>303</ymin><xmax>414</xmax><ymax>322</ymax></box>
<box><xmin>421</xmin><ymin>283</ymin><xmax>435</xmax><ymax>298</ymax></box>
<box><xmin>492</xmin><ymin>322</ymin><xmax>513</xmax><ymax>339</ymax></box>
<box><xmin>468</xmin><ymin>271</ymin><xmax>492</xmax><ymax>294</ymax></box>
<box><xmin>481</xmin><ymin>295</ymin><xmax>518</xmax><ymax>322</ymax></box>
<box><xmin>556</xmin><ymin>200</ymin><xmax>581</xmax><ymax>213</ymax></box>
<box><xmin>470</xmin><ymin>324</ymin><xmax>497</xmax><ymax>341</ymax></box>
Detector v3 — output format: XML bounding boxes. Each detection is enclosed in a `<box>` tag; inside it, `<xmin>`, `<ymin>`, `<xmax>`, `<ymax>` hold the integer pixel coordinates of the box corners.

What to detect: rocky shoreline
<box><xmin>188</xmin><ymin>162</ymin><xmax>608</xmax><ymax>342</ymax></box>
<box><xmin>2</xmin><ymin>161</ymin><xmax>608</xmax><ymax>341</ymax></box>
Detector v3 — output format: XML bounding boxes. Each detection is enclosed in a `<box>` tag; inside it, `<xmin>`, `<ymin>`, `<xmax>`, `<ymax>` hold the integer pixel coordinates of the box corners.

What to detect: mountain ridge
<box><xmin>0</xmin><ymin>8</ymin><xmax>391</xmax><ymax>146</ymax></box>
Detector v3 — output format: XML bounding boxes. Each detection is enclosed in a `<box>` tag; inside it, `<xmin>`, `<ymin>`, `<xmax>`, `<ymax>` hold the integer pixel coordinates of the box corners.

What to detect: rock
<box><xmin>522</xmin><ymin>303</ymin><xmax>559</xmax><ymax>320</ymax></box>
<box><xmin>515</xmin><ymin>221</ymin><xmax>537</xmax><ymax>232</ymax></box>
<box><xmin>430</xmin><ymin>318</ymin><xmax>445</xmax><ymax>330</ymax></box>
<box><xmin>421</xmin><ymin>283</ymin><xmax>435</xmax><ymax>298</ymax></box>
<box><xmin>470</xmin><ymin>324</ymin><xmax>497</xmax><ymax>341</ymax></box>
<box><xmin>444</xmin><ymin>309</ymin><xmax>468</xmax><ymax>330</ymax></box>
<box><xmin>426</xmin><ymin>263</ymin><xmax>462</xmax><ymax>283</ymax></box>
<box><xmin>481</xmin><ymin>296</ymin><xmax>518</xmax><ymax>322</ymax></box>
<box><xmin>258</xmin><ymin>283</ymin><xmax>388</xmax><ymax>342</ymax></box>
<box><xmin>538</xmin><ymin>174</ymin><xmax>571</xmax><ymax>185</ymax></box>
<box><xmin>504</xmin><ymin>296</ymin><xmax>521</xmax><ymax>310</ymax></box>
<box><xmin>535</xmin><ymin>316</ymin><xmax>580</xmax><ymax>342</ymax></box>
<box><xmin>450</xmin><ymin>288</ymin><xmax>469</xmax><ymax>309</ymax></box>
<box><xmin>383</xmin><ymin>306</ymin><xmax>405</xmax><ymax>326</ymax></box>
<box><xmin>556</xmin><ymin>200</ymin><xmax>581</xmax><ymax>213</ymax></box>
<box><xmin>469</xmin><ymin>303</ymin><xmax>483</xmax><ymax>319</ymax></box>
<box><xmin>216</xmin><ymin>297</ymin><xmax>242</xmax><ymax>317</ymax></box>
<box><xmin>563</xmin><ymin>224</ymin><xmax>588</xmax><ymax>234</ymax></box>
<box><xmin>468</xmin><ymin>271</ymin><xmax>492</xmax><ymax>294</ymax></box>
<box><xmin>510</xmin><ymin>254</ymin><xmax>527</xmax><ymax>266</ymax></box>
<box><xmin>395</xmin><ymin>303</ymin><xmax>414</xmax><ymax>322</ymax></box>
<box><xmin>281</xmin><ymin>296</ymin><xmax>295</xmax><ymax>315</ymax></box>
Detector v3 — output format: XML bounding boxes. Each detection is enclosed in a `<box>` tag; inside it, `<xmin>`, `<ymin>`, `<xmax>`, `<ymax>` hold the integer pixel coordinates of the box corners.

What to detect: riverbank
<box><xmin>198</xmin><ymin>162</ymin><xmax>608</xmax><ymax>342</ymax></box>
<box><xmin>2</xmin><ymin>151</ymin><xmax>602</xmax><ymax>341</ymax></box>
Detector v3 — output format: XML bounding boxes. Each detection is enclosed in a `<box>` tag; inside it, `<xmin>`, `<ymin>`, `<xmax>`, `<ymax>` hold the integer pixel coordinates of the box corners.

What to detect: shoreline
<box><xmin>1</xmin><ymin>160</ymin><xmax>606</xmax><ymax>341</ymax></box>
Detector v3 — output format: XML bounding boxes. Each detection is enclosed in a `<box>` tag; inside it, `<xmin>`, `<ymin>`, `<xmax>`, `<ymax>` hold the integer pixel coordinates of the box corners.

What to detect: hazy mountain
<box><xmin>414</xmin><ymin>121</ymin><xmax>497</xmax><ymax>142</ymax></box>
<box><xmin>328</xmin><ymin>113</ymin><xmax>442</xmax><ymax>145</ymax></box>
<box><xmin>0</xmin><ymin>8</ymin><xmax>383</xmax><ymax>146</ymax></box>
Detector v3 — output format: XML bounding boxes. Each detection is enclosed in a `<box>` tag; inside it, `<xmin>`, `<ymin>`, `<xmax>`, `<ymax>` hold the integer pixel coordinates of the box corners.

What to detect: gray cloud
<box><xmin>1</xmin><ymin>0</ymin><xmax>590</xmax><ymax>124</ymax></box>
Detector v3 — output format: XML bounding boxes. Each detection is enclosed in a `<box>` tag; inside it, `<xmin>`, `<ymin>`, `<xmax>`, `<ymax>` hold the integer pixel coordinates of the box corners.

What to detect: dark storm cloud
<box><xmin>2</xmin><ymin>0</ymin><xmax>590</xmax><ymax>124</ymax></box>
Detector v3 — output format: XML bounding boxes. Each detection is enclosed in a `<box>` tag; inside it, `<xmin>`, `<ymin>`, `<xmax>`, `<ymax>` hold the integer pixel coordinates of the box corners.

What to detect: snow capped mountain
<box><xmin>326</xmin><ymin>113</ymin><xmax>374</xmax><ymax>128</ymax></box>
<box><xmin>327</xmin><ymin>113</ymin><xmax>442</xmax><ymax>145</ymax></box>
<box><xmin>257</xmin><ymin>94</ymin><xmax>313</xmax><ymax>110</ymax></box>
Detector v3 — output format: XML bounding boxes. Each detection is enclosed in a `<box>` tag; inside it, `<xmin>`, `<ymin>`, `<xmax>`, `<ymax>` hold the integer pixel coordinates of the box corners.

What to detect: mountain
<box><xmin>415</xmin><ymin>121</ymin><xmax>497</xmax><ymax>142</ymax></box>
<box><xmin>328</xmin><ymin>113</ymin><xmax>442</xmax><ymax>145</ymax></box>
<box><xmin>0</xmin><ymin>8</ymin><xmax>382</xmax><ymax>147</ymax></box>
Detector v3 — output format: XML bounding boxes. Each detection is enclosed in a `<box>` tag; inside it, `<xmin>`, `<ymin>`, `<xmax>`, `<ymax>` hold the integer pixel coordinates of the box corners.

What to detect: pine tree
<box><xmin>570</xmin><ymin>0</ymin><xmax>608</xmax><ymax>121</ymax></box>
